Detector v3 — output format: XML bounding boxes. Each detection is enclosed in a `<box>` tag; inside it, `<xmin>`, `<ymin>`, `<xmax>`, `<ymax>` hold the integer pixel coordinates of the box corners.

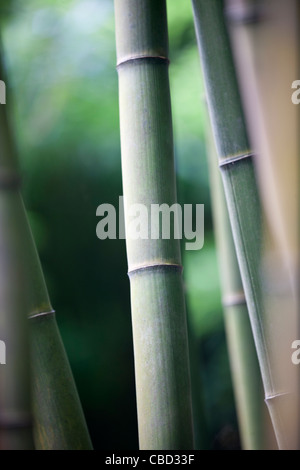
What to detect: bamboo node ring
<box><xmin>219</xmin><ymin>152</ymin><xmax>255</xmax><ymax>168</ymax></box>
<box><xmin>128</xmin><ymin>263</ymin><xmax>182</xmax><ymax>277</ymax></box>
<box><xmin>28</xmin><ymin>309</ymin><xmax>56</xmax><ymax>320</ymax></box>
<box><xmin>117</xmin><ymin>55</ymin><xmax>169</xmax><ymax>69</ymax></box>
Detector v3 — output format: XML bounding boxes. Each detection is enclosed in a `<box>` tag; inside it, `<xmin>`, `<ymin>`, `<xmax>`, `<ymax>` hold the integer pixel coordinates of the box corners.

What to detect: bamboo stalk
<box><xmin>224</xmin><ymin>0</ymin><xmax>300</xmax><ymax>448</ymax></box>
<box><xmin>0</xmin><ymin>42</ymin><xmax>92</xmax><ymax>450</ymax></box>
<box><xmin>191</xmin><ymin>0</ymin><xmax>297</xmax><ymax>449</ymax></box>
<box><xmin>114</xmin><ymin>0</ymin><xmax>194</xmax><ymax>450</ymax></box>
<box><xmin>225</xmin><ymin>0</ymin><xmax>299</xmax><ymax>297</ymax></box>
<box><xmin>0</xmin><ymin>89</ymin><xmax>33</xmax><ymax>449</ymax></box>
<box><xmin>205</xmin><ymin>119</ymin><xmax>274</xmax><ymax>450</ymax></box>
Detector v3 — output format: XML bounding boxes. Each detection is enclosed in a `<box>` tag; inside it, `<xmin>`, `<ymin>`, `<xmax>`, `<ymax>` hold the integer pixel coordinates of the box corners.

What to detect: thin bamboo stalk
<box><xmin>0</xmin><ymin>42</ymin><xmax>92</xmax><ymax>450</ymax></box>
<box><xmin>114</xmin><ymin>0</ymin><xmax>194</xmax><ymax>450</ymax></box>
<box><xmin>205</xmin><ymin>119</ymin><xmax>274</xmax><ymax>450</ymax></box>
<box><xmin>225</xmin><ymin>0</ymin><xmax>299</xmax><ymax>297</ymax></box>
<box><xmin>224</xmin><ymin>0</ymin><xmax>299</xmax><ymax>448</ymax></box>
<box><xmin>191</xmin><ymin>0</ymin><xmax>297</xmax><ymax>449</ymax></box>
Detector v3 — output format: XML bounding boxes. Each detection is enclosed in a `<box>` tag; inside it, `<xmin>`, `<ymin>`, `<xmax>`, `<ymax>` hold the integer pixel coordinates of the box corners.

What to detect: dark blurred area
<box><xmin>1</xmin><ymin>0</ymin><xmax>239</xmax><ymax>449</ymax></box>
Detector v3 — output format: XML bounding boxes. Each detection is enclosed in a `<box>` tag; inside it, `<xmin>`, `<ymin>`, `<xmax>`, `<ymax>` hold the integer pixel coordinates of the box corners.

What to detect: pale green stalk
<box><xmin>114</xmin><ymin>0</ymin><xmax>194</xmax><ymax>450</ymax></box>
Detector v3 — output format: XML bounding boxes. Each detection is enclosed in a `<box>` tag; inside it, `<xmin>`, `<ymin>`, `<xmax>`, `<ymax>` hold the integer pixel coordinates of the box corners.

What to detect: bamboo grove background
<box><xmin>0</xmin><ymin>0</ymin><xmax>298</xmax><ymax>450</ymax></box>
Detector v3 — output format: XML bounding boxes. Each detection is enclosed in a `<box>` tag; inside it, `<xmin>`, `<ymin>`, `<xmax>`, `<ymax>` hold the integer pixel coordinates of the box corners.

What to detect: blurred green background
<box><xmin>1</xmin><ymin>0</ymin><xmax>239</xmax><ymax>449</ymax></box>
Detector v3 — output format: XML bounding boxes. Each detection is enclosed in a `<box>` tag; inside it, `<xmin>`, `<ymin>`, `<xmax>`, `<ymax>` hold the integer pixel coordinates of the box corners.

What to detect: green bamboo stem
<box><xmin>114</xmin><ymin>0</ymin><xmax>194</xmax><ymax>450</ymax></box>
<box><xmin>0</xmin><ymin>99</ymin><xmax>33</xmax><ymax>449</ymax></box>
<box><xmin>224</xmin><ymin>0</ymin><xmax>300</xmax><ymax>449</ymax></box>
<box><xmin>205</xmin><ymin>121</ymin><xmax>272</xmax><ymax>450</ymax></box>
<box><xmin>191</xmin><ymin>0</ymin><xmax>296</xmax><ymax>449</ymax></box>
<box><xmin>0</xmin><ymin>44</ymin><xmax>92</xmax><ymax>450</ymax></box>
<box><xmin>225</xmin><ymin>0</ymin><xmax>299</xmax><ymax>299</ymax></box>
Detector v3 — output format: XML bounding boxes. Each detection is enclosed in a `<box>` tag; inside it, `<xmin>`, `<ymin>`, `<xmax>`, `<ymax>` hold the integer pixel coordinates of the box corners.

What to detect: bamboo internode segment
<box><xmin>30</xmin><ymin>313</ymin><xmax>92</xmax><ymax>450</ymax></box>
<box><xmin>117</xmin><ymin>58</ymin><xmax>181</xmax><ymax>271</ymax></box>
<box><xmin>114</xmin><ymin>0</ymin><xmax>168</xmax><ymax>65</ymax></box>
<box><xmin>115</xmin><ymin>0</ymin><xmax>194</xmax><ymax>450</ymax></box>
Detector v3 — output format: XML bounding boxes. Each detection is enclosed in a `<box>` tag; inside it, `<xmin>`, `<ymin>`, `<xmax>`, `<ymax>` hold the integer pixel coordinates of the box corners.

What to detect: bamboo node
<box><xmin>219</xmin><ymin>152</ymin><xmax>255</xmax><ymax>168</ymax></box>
<box><xmin>265</xmin><ymin>391</ymin><xmax>291</xmax><ymax>403</ymax></box>
<box><xmin>117</xmin><ymin>55</ymin><xmax>169</xmax><ymax>69</ymax></box>
<box><xmin>28</xmin><ymin>309</ymin><xmax>55</xmax><ymax>320</ymax></box>
<box><xmin>128</xmin><ymin>263</ymin><xmax>182</xmax><ymax>277</ymax></box>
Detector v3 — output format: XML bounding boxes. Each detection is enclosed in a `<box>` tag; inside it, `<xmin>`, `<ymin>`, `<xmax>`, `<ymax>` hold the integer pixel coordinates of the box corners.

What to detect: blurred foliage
<box><xmin>1</xmin><ymin>0</ymin><xmax>238</xmax><ymax>449</ymax></box>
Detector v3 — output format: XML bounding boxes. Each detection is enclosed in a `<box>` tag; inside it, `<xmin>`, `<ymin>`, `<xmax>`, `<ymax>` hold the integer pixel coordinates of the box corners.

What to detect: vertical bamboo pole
<box><xmin>206</xmin><ymin>121</ymin><xmax>275</xmax><ymax>449</ymax></box>
<box><xmin>224</xmin><ymin>0</ymin><xmax>300</xmax><ymax>448</ymax></box>
<box><xmin>0</xmin><ymin>64</ymin><xmax>33</xmax><ymax>449</ymax></box>
<box><xmin>0</xmin><ymin>41</ymin><xmax>92</xmax><ymax>450</ymax></box>
<box><xmin>225</xmin><ymin>0</ymin><xmax>299</xmax><ymax>297</ymax></box>
<box><xmin>191</xmin><ymin>0</ymin><xmax>297</xmax><ymax>449</ymax></box>
<box><xmin>114</xmin><ymin>0</ymin><xmax>194</xmax><ymax>450</ymax></box>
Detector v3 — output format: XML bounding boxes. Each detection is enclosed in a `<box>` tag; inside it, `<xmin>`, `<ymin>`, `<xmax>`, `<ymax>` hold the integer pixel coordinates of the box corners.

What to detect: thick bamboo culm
<box><xmin>191</xmin><ymin>0</ymin><xmax>297</xmax><ymax>449</ymax></box>
<box><xmin>0</xmin><ymin>66</ymin><xmax>33</xmax><ymax>449</ymax></box>
<box><xmin>114</xmin><ymin>0</ymin><xmax>194</xmax><ymax>449</ymax></box>
<box><xmin>0</xmin><ymin>44</ymin><xmax>92</xmax><ymax>450</ymax></box>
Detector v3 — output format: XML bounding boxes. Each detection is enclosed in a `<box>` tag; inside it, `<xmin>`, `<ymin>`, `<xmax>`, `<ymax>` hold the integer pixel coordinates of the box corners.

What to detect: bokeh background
<box><xmin>1</xmin><ymin>0</ymin><xmax>239</xmax><ymax>449</ymax></box>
